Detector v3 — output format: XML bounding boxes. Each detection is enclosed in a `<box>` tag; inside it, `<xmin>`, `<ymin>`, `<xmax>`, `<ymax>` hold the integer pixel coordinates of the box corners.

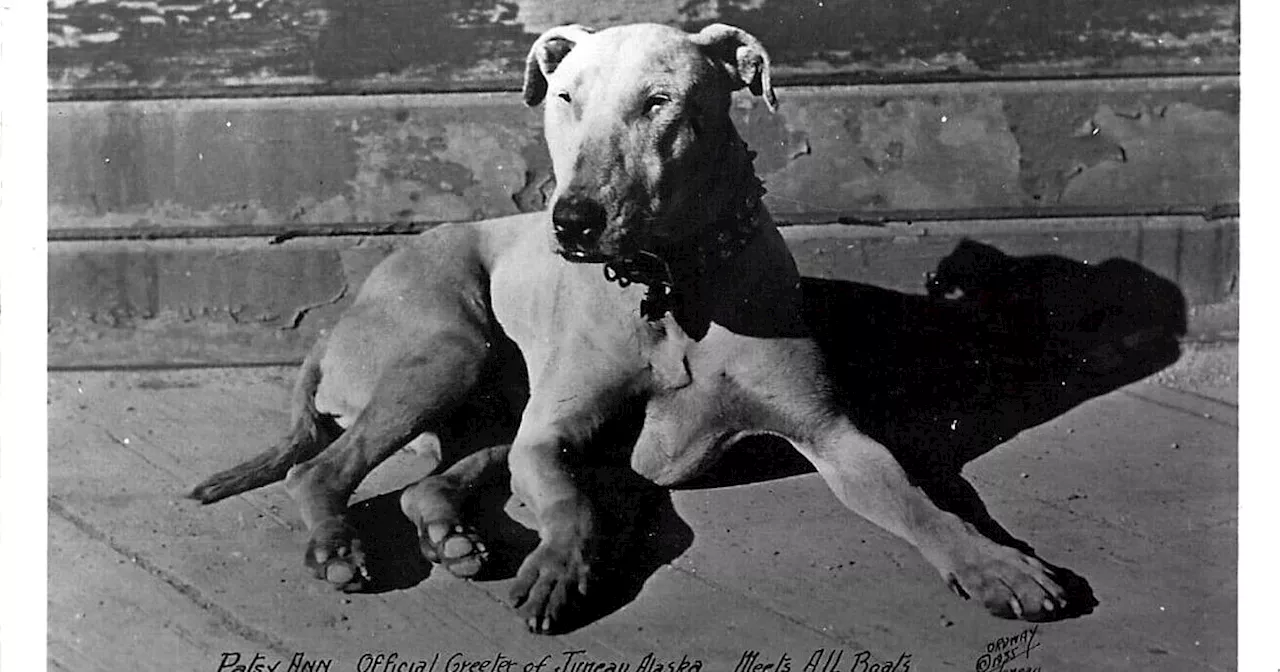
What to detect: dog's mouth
<box><xmin>557</xmin><ymin>244</ymin><xmax>672</xmax><ymax>286</ymax></box>
<box><xmin>554</xmin><ymin>229</ymin><xmax>649</xmax><ymax>265</ymax></box>
<box><xmin>557</xmin><ymin>234</ymin><xmax>675</xmax><ymax>286</ymax></box>
<box><xmin>556</xmin><ymin>246</ymin><xmax>612</xmax><ymax>264</ymax></box>
<box><xmin>553</xmin><ymin>208</ymin><xmax>666</xmax><ymax>265</ymax></box>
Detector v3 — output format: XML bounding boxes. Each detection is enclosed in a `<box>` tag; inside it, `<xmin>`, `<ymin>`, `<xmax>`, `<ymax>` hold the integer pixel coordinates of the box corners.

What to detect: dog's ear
<box><xmin>691</xmin><ymin>24</ymin><xmax>777</xmax><ymax>111</ymax></box>
<box><xmin>523</xmin><ymin>24</ymin><xmax>594</xmax><ymax>107</ymax></box>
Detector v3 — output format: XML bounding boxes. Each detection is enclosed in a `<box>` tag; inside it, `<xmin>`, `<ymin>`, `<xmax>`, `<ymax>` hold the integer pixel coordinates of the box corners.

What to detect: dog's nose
<box><xmin>552</xmin><ymin>196</ymin><xmax>607</xmax><ymax>247</ymax></box>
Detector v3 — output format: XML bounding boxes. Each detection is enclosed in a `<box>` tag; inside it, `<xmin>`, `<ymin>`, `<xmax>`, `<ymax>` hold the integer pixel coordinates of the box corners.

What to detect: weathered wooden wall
<box><xmin>49</xmin><ymin>79</ymin><xmax>1238</xmax><ymax>233</ymax></box>
<box><xmin>47</xmin><ymin>0</ymin><xmax>1240</xmax><ymax>367</ymax></box>
<box><xmin>49</xmin><ymin>0</ymin><xmax>1238</xmax><ymax>97</ymax></box>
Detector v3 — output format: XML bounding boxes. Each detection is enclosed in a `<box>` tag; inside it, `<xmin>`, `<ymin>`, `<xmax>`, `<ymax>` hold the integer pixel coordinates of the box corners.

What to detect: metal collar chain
<box><xmin>603</xmin><ymin>165</ymin><xmax>767</xmax><ymax>321</ymax></box>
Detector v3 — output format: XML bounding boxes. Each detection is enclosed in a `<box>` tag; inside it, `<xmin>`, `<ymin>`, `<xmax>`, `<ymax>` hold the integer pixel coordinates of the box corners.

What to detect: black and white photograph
<box><xmin>3</xmin><ymin>0</ymin><xmax>1260</xmax><ymax>668</ymax></box>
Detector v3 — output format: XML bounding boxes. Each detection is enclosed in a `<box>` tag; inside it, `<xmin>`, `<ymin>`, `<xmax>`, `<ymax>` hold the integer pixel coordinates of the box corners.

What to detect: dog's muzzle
<box><xmin>552</xmin><ymin>196</ymin><xmax>610</xmax><ymax>261</ymax></box>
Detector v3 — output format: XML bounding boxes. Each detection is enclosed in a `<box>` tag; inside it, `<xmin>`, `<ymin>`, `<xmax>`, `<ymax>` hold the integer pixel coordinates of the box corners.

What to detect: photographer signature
<box><xmin>973</xmin><ymin>625</ymin><xmax>1041</xmax><ymax>672</ymax></box>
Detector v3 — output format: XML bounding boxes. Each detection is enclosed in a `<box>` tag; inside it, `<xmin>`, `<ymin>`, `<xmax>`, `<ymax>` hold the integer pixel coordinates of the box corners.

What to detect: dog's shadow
<box><xmin>690</xmin><ymin>239</ymin><xmax>1187</xmax><ymax>620</ymax></box>
<box><xmin>343</xmin><ymin>239</ymin><xmax>1187</xmax><ymax>628</ymax></box>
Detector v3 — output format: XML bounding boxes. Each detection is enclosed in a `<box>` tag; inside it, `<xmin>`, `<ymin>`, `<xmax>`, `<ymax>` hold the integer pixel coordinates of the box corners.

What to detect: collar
<box><xmin>602</xmin><ymin>156</ymin><xmax>767</xmax><ymax>322</ymax></box>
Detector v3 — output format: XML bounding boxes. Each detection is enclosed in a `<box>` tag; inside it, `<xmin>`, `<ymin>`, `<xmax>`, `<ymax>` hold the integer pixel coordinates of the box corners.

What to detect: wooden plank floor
<box><xmin>48</xmin><ymin>348</ymin><xmax>1236</xmax><ymax>671</ymax></box>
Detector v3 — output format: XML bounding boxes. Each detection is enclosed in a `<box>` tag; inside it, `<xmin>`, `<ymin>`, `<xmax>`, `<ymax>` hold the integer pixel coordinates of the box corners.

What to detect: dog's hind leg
<box><xmin>400</xmin><ymin>443</ymin><xmax>511</xmax><ymax>578</ymax></box>
<box><xmin>283</xmin><ymin>329</ymin><xmax>493</xmax><ymax>592</ymax></box>
<box><xmin>399</xmin><ymin>339</ymin><xmax>525</xmax><ymax>579</ymax></box>
<box><xmin>189</xmin><ymin>335</ymin><xmax>339</xmax><ymax>504</ymax></box>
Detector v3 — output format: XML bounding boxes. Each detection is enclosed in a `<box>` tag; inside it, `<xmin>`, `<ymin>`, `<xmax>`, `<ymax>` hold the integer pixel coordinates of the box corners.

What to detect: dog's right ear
<box><xmin>523</xmin><ymin>24</ymin><xmax>594</xmax><ymax>107</ymax></box>
<box><xmin>691</xmin><ymin>24</ymin><xmax>777</xmax><ymax>111</ymax></box>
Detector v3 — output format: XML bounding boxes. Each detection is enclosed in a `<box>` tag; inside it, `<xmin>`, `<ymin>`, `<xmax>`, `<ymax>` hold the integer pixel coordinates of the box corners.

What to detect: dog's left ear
<box><xmin>691</xmin><ymin>24</ymin><xmax>777</xmax><ymax>111</ymax></box>
<box><xmin>523</xmin><ymin>24</ymin><xmax>594</xmax><ymax>107</ymax></box>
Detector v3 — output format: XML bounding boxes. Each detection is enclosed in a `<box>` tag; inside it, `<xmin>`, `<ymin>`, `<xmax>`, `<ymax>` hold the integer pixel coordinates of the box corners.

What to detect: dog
<box><xmin>191</xmin><ymin>23</ymin><xmax>1070</xmax><ymax>633</ymax></box>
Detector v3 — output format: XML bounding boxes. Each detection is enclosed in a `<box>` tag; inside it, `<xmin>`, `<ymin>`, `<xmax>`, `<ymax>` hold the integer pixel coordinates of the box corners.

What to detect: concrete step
<box><xmin>50</xmin><ymin>215</ymin><xmax>1237</xmax><ymax>368</ymax></box>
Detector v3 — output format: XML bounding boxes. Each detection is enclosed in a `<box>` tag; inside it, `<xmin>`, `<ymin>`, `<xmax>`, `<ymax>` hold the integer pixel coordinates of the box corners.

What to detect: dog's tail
<box><xmin>188</xmin><ymin>337</ymin><xmax>336</xmax><ymax>504</ymax></box>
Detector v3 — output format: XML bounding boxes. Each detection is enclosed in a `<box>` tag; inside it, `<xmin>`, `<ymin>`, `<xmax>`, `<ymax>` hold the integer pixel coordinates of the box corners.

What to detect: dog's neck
<box><xmin>602</xmin><ymin>149</ymin><xmax>768</xmax><ymax>324</ymax></box>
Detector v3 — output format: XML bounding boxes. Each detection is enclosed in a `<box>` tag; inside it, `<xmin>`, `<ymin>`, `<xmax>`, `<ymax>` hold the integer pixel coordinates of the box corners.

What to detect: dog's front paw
<box><xmin>941</xmin><ymin>540</ymin><xmax>1068</xmax><ymax>621</ymax></box>
<box><xmin>508</xmin><ymin>540</ymin><xmax>593</xmax><ymax>634</ymax></box>
<box><xmin>305</xmin><ymin>517</ymin><xmax>371</xmax><ymax>592</ymax></box>
<box><xmin>419</xmin><ymin>520</ymin><xmax>490</xmax><ymax>579</ymax></box>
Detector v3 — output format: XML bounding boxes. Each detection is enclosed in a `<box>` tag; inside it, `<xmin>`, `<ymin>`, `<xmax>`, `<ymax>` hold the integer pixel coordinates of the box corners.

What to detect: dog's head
<box><xmin>523</xmin><ymin>23</ymin><xmax>776</xmax><ymax>262</ymax></box>
<box><xmin>926</xmin><ymin>239</ymin><xmax>1014</xmax><ymax>300</ymax></box>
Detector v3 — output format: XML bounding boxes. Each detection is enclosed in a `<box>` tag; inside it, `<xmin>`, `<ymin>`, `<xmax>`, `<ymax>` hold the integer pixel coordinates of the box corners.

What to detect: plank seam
<box><xmin>46</xmin><ymin>654</ymin><xmax>76</xmax><ymax>672</ymax></box>
<box><xmin>667</xmin><ymin>562</ymin><xmax>867</xmax><ymax>651</ymax></box>
<box><xmin>47</xmin><ymin>70</ymin><xmax>1240</xmax><ymax>104</ymax></box>
<box><xmin>48</xmin><ymin>206</ymin><xmax>1241</xmax><ymax>243</ymax></box>
<box><xmin>48</xmin><ymin>495</ymin><xmax>295</xmax><ymax>657</ymax></box>
<box><xmin>1119</xmin><ymin>389</ymin><xmax>1238</xmax><ymax>426</ymax></box>
<box><xmin>1145</xmin><ymin>383</ymin><xmax>1239</xmax><ymax>412</ymax></box>
<box><xmin>969</xmin><ymin>467</ymin><xmax>1236</xmax><ymax>549</ymax></box>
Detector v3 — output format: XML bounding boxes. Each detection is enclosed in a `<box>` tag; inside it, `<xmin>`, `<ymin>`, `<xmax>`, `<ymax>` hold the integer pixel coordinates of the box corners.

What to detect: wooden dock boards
<box><xmin>47</xmin><ymin>364</ymin><xmax>1235</xmax><ymax>671</ymax></box>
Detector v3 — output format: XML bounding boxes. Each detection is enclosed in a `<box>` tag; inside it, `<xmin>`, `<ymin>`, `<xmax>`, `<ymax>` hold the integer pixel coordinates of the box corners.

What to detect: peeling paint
<box><xmin>49</xmin><ymin>241</ymin><xmax>356</xmax><ymax>334</ymax></box>
<box><xmin>280</xmin><ymin>283</ymin><xmax>349</xmax><ymax>330</ymax></box>
<box><xmin>513</xmin><ymin>0</ymin><xmax>689</xmax><ymax>33</ymax></box>
<box><xmin>1006</xmin><ymin>96</ymin><xmax>1130</xmax><ymax>205</ymax></box>
<box><xmin>1005</xmin><ymin>86</ymin><xmax>1237</xmax><ymax>207</ymax></box>
<box><xmin>734</xmin><ymin>98</ymin><xmax>812</xmax><ymax>175</ymax></box>
<box><xmin>1062</xmin><ymin>103</ymin><xmax>1237</xmax><ymax>208</ymax></box>
<box><xmin>49</xmin><ymin>0</ymin><xmax>1237</xmax><ymax>95</ymax></box>
<box><xmin>435</xmin><ymin>122</ymin><xmax>532</xmax><ymax>217</ymax></box>
<box><xmin>333</xmin><ymin>117</ymin><xmax>534</xmax><ymax>223</ymax></box>
<box><xmin>756</xmin><ymin>93</ymin><xmax>1023</xmax><ymax>212</ymax></box>
<box><xmin>1101</xmin><ymin>27</ymin><xmax>1237</xmax><ymax>50</ymax></box>
<box><xmin>512</xmin><ymin>164</ymin><xmax>556</xmax><ymax>212</ymax></box>
<box><xmin>50</xmin><ymin>97</ymin><xmax>547</xmax><ymax>229</ymax></box>
<box><xmin>344</xmin><ymin>120</ymin><xmax>479</xmax><ymax>223</ymax></box>
<box><xmin>49</xmin><ymin>81</ymin><xmax>1239</xmax><ymax>232</ymax></box>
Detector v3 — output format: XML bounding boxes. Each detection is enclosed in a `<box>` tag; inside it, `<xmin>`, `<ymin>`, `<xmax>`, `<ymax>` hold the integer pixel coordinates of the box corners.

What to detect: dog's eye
<box><xmin>643</xmin><ymin>94</ymin><xmax>671</xmax><ymax>116</ymax></box>
<box><xmin>557</xmin><ymin>91</ymin><xmax>572</xmax><ymax>104</ymax></box>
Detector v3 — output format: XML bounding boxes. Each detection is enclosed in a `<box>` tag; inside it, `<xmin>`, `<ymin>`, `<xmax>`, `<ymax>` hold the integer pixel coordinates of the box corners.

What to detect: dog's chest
<box><xmin>642</xmin><ymin>314</ymin><xmax>695</xmax><ymax>391</ymax></box>
<box><xmin>490</xmin><ymin>248</ymin><xmax>664</xmax><ymax>377</ymax></box>
<box><xmin>642</xmin><ymin>317</ymin><xmax>757</xmax><ymax>400</ymax></box>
